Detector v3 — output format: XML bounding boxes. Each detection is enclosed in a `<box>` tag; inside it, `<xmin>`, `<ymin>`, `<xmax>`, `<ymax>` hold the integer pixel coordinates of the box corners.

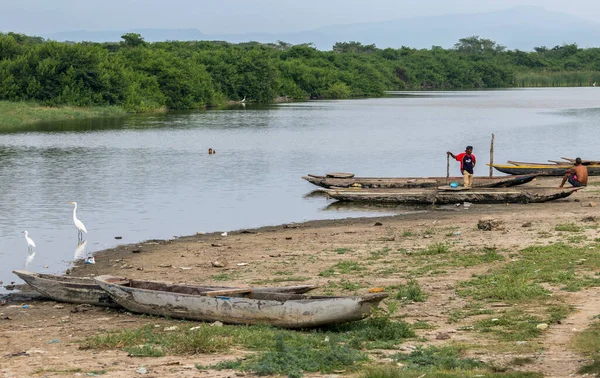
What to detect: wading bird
<box><xmin>68</xmin><ymin>202</ymin><xmax>87</xmax><ymax>241</ymax></box>
<box><xmin>22</xmin><ymin>230</ymin><xmax>36</xmax><ymax>252</ymax></box>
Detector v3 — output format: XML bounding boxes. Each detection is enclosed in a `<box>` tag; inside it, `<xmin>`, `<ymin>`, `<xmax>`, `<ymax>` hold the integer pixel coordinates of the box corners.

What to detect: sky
<box><xmin>1</xmin><ymin>0</ymin><xmax>600</xmax><ymax>35</ymax></box>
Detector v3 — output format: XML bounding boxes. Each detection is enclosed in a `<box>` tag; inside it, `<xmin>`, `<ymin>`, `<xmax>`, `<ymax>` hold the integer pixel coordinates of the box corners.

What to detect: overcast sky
<box><xmin>1</xmin><ymin>0</ymin><xmax>600</xmax><ymax>35</ymax></box>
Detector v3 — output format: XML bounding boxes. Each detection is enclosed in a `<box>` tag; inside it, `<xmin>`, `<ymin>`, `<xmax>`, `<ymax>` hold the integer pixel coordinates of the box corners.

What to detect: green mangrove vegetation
<box><xmin>1</xmin><ymin>32</ymin><xmax>600</xmax><ymax>116</ymax></box>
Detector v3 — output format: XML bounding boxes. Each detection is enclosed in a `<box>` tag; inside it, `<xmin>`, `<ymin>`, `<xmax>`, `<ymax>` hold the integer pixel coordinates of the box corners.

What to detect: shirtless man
<box><xmin>559</xmin><ymin>157</ymin><xmax>588</xmax><ymax>188</ymax></box>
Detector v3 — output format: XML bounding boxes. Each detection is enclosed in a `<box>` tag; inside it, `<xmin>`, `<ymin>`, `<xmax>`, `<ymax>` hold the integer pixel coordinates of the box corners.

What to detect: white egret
<box><xmin>22</xmin><ymin>230</ymin><xmax>36</xmax><ymax>252</ymax></box>
<box><xmin>68</xmin><ymin>201</ymin><xmax>88</xmax><ymax>241</ymax></box>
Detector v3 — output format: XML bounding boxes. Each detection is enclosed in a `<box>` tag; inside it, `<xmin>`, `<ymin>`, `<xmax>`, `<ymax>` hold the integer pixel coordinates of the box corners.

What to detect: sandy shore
<box><xmin>2</xmin><ymin>177</ymin><xmax>600</xmax><ymax>377</ymax></box>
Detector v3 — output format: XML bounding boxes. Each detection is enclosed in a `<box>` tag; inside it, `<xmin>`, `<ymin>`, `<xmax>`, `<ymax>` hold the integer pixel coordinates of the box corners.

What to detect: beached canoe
<box><xmin>13</xmin><ymin>270</ymin><xmax>316</xmax><ymax>308</ymax></box>
<box><xmin>323</xmin><ymin>187</ymin><xmax>580</xmax><ymax>205</ymax></box>
<box><xmin>490</xmin><ymin>164</ymin><xmax>600</xmax><ymax>176</ymax></box>
<box><xmin>94</xmin><ymin>275</ymin><xmax>387</xmax><ymax>328</ymax></box>
<box><xmin>303</xmin><ymin>174</ymin><xmax>538</xmax><ymax>189</ymax></box>
<box><xmin>12</xmin><ymin>270</ymin><xmax>120</xmax><ymax>307</ymax></box>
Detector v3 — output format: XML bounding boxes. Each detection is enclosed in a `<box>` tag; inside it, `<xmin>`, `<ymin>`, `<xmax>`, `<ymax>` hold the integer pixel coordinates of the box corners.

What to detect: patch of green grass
<box><xmin>401</xmin><ymin>230</ymin><xmax>416</xmax><ymax>237</ymax></box>
<box><xmin>391</xmin><ymin>280</ymin><xmax>427</xmax><ymax>303</ymax></box>
<box><xmin>510</xmin><ymin>357</ymin><xmax>534</xmax><ymax>366</ymax></box>
<box><xmin>369</xmin><ymin>247</ymin><xmax>391</xmax><ymax>260</ymax></box>
<box><xmin>449</xmin><ymin>247</ymin><xmax>504</xmax><ymax>268</ymax></box>
<box><xmin>391</xmin><ymin>345</ymin><xmax>484</xmax><ymax>371</ymax></box>
<box><xmin>359</xmin><ymin>366</ymin><xmax>542</xmax><ymax>377</ymax></box>
<box><xmin>83</xmin><ymin>315</ymin><xmax>414</xmax><ymax>365</ymax></box>
<box><xmin>333</xmin><ymin>247</ymin><xmax>353</xmax><ymax>254</ymax></box>
<box><xmin>573</xmin><ymin>321</ymin><xmax>600</xmax><ymax>376</ymax></box>
<box><xmin>555</xmin><ymin>223</ymin><xmax>583</xmax><ymax>232</ymax></box>
<box><xmin>475</xmin><ymin>309</ymin><xmax>543</xmax><ymax>341</ymax></box>
<box><xmin>448</xmin><ymin>304</ymin><xmax>494</xmax><ymax>324</ymax></box>
<box><xmin>81</xmin><ymin>324</ymin><xmax>231</xmax><ymax>355</ymax></box>
<box><xmin>416</xmin><ymin>243</ymin><xmax>450</xmax><ymax>256</ymax></box>
<box><xmin>319</xmin><ymin>260</ymin><xmax>366</xmax><ymax>277</ymax></box>
<box><xmin>211</xmin><ymin>273</ymin><xmax>232</xmax><ymax>281</ymax></box>
<box><xmin>412</xmin><ymin>320</ymin><xmax>436</xmax><ymax>330</ymax></box>
<box><xmin>459</xmin><ymin>243</ymin><xmax>600</xmax><ymax>300</ymax></box>
<box><xmin>567</xmin><ymin>235</ymin><xmax>588</xmax><ymax>243</ymax></box>
<box><xmin>245</xmin><ymin>335</ymin><xmax>367</xmax><ymax>377</ymax></box>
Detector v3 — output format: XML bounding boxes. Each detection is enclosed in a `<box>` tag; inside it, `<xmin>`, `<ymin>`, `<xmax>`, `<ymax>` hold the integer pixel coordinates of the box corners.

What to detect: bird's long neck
<box><xmin>72</xmin><ymin>204</ymin><xmax>78</xmax><ymax>221</ymax></box>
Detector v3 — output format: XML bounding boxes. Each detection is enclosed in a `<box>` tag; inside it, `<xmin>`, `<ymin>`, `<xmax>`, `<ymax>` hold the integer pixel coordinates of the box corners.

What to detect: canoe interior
<box><xmin>102</xmin><ymin>277</ymin><xmax>383</xmax><ymax>302</ymax></box>
<box><xmin>303</xmin><ymin>174</ymin><xmax>537</xmax><ymax>189</ymax></box>
<box><xmin>104</xmin><ymin>277</ymin><xmax>316</xmax><ymax>297</ymax></box>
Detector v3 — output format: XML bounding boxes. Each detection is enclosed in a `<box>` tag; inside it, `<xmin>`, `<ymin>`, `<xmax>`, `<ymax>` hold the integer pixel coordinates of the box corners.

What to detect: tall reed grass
<box><xmin>514</xmin><ymin>71</ymin><xmax>600</xmax><ymax>87</ymax></box>
<box><xmin>0</xmin><ymin>101</ymin><xmax>127</xmax><ymax>131</ymax></box>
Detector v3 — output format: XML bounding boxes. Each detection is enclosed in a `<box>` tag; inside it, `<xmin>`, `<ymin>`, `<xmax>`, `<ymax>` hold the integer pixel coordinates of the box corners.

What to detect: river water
<box><xmin>1</xmin><ymin>88</ymin><xmax>600</xmax><ymax>287</ymax></box>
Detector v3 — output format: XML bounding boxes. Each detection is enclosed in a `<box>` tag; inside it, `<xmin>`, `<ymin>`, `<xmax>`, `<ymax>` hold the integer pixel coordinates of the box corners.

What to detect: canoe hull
<box><xmin>13</xmin><ymin>270</ymin><xmax>119</xmax><ymax>307</ymax></box>
<box><xmin>14</xmin><ymin>271</ymin><xmax>316</xmax><ymax>308</ymax></box>
<box><xmin>324</xmin><ymin>187</ymin><xmax>579</xmax><ymax>205</ymax></box>
<box><xmin>95</xmin><ymin>275</ymin><xmax>386</xmax><ymax>328</ymax></box>
<box><xmin>303</xmin><ymin>174</ymin><xmax>537</xmax><ymax>189</ymax></box>
<box><xmin>491</xmin><ymin>164</ymin><xmax>600</xmax><ymax>176</ymax></box>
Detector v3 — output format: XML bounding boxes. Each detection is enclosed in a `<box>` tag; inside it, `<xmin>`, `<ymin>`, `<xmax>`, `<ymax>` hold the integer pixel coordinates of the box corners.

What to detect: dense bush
<box><xmin>1</xmin><ymin>32</ymin><xmax>599</xmax><ymax>112</ymax></box>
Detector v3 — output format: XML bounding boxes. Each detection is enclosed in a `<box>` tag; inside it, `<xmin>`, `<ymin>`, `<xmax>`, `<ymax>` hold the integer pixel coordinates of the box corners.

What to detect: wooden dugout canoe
<box><xmin>13</xmin><ymin>270</ymin><xmax>316</xmax><ymax>308</ymax></box>
<box><xmin>12</xmin><ymin>270</ymin><xmax>120</xmax><ymax>307</ymax></box>
<box><xmin>303</xmin><ymin>173</ymin><xmax>538</xmax><ymax>189</ymax></box>
<box><xmin>323</xmin><ymin>187</ymin><xmax>580</xmax><ymax>205</ymax></box>
<box><xmin>94</xmin><ymin>275</ymin><xmax>387</xmax><ymax>328</ymax></box>
<box><xmin>490</xmin><ymin>164</ymin><xmax>600</xmax><ymax>176</ymax></box>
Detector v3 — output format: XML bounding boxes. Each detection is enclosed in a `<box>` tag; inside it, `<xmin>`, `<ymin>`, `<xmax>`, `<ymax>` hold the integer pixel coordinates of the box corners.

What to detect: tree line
<box><xmin>1</xmin><ymin>33</ymin><xmax>599</xmax><ymax>112</ymax></box>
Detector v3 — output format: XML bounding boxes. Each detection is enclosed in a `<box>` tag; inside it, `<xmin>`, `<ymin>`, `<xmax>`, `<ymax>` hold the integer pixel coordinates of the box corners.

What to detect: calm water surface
<box><xmin>1</xmin><ymin>88</ymin><xmax>600</xmax><ymax>287</ymax></box>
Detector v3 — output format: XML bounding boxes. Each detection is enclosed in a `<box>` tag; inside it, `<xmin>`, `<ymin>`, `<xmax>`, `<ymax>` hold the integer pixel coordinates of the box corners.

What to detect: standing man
<box><xmin>559</xmin><ymin>157</ymin><xmax>588</xmax><ymax>188</ymax></box>
<box><xmin>447</xmin><ymin>146</ymin><xmax>476</xmax><ymax>188</ymax></box>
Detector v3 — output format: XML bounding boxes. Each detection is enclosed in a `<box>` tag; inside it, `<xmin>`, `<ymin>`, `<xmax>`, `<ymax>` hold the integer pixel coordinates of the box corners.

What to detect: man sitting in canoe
<box><xmin>559</xmin><ymin>157</ymin><xmax>588</xmax><ymax>188</ymax></box>
<box><xmin>447</xmin><ymin>146</ymin><xmax>476</xmax><ymax>188</ymax></box>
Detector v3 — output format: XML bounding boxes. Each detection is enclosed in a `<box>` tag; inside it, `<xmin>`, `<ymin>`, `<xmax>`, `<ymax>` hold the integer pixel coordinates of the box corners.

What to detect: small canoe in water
<box><xmin>323</xmin><ymin>187</ymin><xmax>580</xmax><ymax>205</ymax></box>
<box><xmin>13</xmin><ymin>270</ymin><xmax>316</xmax><ymax>308</ymax></box>
<box><xmin>303</xmin><ymin>174</ymin><xmax>538</xmax><ymax>189</ymax></box>
<box><xmin>94</xmin><ymin>275</ymin><xmax>387</xmax><ymax>328</ymax></box>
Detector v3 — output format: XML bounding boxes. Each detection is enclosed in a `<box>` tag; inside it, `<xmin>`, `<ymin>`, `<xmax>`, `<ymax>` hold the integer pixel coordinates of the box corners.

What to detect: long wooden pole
<box><xmin>446</xmin><ymin>154</ymin><xmax>450</xmax><ymax>179</ymax></box>
<box><xmin>489</xmin><ymin>133</ymin><xmax>495</xmax><ymax>177</ymax></box>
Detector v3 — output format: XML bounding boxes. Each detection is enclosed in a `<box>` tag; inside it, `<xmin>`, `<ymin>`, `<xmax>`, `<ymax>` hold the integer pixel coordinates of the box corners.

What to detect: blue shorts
<box><xmin>568</xmin><ymin>174</ymin><xmax>583</xmax><ymax>187</ymax></box>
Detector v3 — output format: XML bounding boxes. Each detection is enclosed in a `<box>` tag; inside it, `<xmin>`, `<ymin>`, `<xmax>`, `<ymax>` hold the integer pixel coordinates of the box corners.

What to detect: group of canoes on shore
<box><xmin>12</xmin><ymin>270</ymin><xmax>387</xmax><ymax>328</ymax></box>
<box><xmin>303</xmin><ymin>157</ymin><xmax>593</xmax><ymax>205</ymax></box>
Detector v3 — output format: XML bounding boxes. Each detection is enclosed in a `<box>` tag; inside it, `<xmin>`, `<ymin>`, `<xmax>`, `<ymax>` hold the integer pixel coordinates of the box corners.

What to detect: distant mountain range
<box><xmin>42</xmin><ymin>6</ymin><xmax>600</xmax><ymax>51</ymax></box>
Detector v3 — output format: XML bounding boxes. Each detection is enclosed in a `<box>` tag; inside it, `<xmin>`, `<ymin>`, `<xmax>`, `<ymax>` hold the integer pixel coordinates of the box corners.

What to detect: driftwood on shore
<box><xmin>323</xmin><ymin>187</ymin><xmax>580</xmax><ymax>205</ymax></box>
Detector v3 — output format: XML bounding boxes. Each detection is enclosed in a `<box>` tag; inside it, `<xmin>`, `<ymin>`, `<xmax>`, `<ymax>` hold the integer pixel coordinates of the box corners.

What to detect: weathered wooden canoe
<box><xmin>12</xmin><ymin>270</ymin><xmax>120</xmax><ymax>307</ymax></box>
<box><xmin>303</xmin><ymin>173</ymin><xmax>538</xmax><ymax>189</ymax></box>
<box><xmin>94</xmin><ymin>275</ymin><xmax>387</xmax><ymax>328</ymax></box>
<box><xmin>13</xmin><ymin>270</ymin><xmax>316</xmax><ymax>308</ymax></box>
<box><xmin>323</xmin><ymin>187</ymin><xmax>580</xmax><ymax>205</ymax></box>
<box><xmin>490</xmin><ymin>164</ymin><xmax>600</xmax><ymax>176</ymax></box>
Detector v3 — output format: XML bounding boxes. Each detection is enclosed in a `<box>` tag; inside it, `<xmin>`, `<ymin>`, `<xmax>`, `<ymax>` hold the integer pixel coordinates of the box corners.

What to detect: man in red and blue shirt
<box><xmin>447</xmin><ymin>146</ymin><xmax>476</xmax><ymax>188</ymax></box>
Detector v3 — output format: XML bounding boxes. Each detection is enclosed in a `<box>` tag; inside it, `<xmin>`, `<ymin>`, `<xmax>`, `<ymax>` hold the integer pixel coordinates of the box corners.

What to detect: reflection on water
<box><xmin>303</xmin><ymin>190</ymin><xmax>329</xmax><ymax>199</ymax></box>
<box><xmin>324</xmin><ymin>200</ymin><xmax>429</xmax><ymax>215</ymax></box>
<box><xmin>2</xmin><ymin>88</ymin><xmax>600</xmax><ymax>288</ymax></box>
<box><xmin>24</xmin><ymin>251</ymin><xmax>36</xmax><ymax>269</ymax></box>
<box><xmin>74</xmin><ymin>240</ymin><xmax>88</xmax><ymax>261</ymax></box>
